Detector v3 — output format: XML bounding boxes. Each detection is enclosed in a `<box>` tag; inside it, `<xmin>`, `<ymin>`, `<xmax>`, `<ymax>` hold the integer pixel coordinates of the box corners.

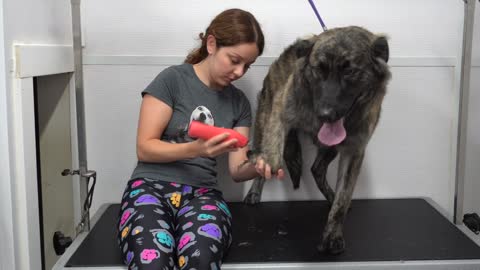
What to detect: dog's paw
<box><xmin>247</xmin><ymin>150</ymin><xmax>283</xmax><ymax>173</ymax></box>
<box><xmin>317</xmin><ymin>233</ymin><xmax>345</xmax><ymax>255</ymax></box>
<box><xmin>262</xmin><ymin>152</ymin><xmax>283</xmax><ymax>173</ymax></box>
<box><xmin>243</xmin><ymin>192</ymin><xmax>261</xmax><ymax>205</ymax></box>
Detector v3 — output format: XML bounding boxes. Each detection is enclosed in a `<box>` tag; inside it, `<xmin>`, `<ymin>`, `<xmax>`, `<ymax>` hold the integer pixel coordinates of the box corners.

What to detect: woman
<box><xmin>117</xmin><ymin>8</ymin><xmax>284</xmax><ymax>270</ymax></box>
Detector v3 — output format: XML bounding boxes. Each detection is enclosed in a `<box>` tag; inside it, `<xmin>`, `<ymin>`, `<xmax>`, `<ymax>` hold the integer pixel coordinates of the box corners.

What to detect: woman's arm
<box><xmin>228</xmin><ymin>126</ymin><xmax>285</xmax><ymax>182</ymax></box>
<box><xmin>137</xmin><ymin>94</ymin><xmax>238</xmax><ymax>162</ymax></box>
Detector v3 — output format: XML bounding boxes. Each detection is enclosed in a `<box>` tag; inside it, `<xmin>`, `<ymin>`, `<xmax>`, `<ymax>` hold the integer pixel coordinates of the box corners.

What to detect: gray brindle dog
<box><xmin>244</xmin><ymin>26</ymin><xmax>391</xmax><ymax>254</ymax></box>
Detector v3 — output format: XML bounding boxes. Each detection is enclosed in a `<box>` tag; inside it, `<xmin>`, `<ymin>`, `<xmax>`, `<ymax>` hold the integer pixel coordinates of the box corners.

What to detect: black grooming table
<box><xmin>66</xmin><ymin>199</ymin><xmax>480</xmax><ymax>267</ymax></box>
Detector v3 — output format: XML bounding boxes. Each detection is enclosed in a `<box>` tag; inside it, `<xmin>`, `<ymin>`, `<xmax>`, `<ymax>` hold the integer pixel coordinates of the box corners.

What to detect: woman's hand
<box><xmin>254</xmin><ymin>157</ymin><xmax>285</xmax><ymax>180</ymax></box>
<box><xmin>227</xmin><ymin>126</ymin><xmax>286</xmax><ymax>182</ymax></box>
<box><xmin>193</xmin><ymin>133</ymin><xmax>239</xmax><ymax>158</ymax></box>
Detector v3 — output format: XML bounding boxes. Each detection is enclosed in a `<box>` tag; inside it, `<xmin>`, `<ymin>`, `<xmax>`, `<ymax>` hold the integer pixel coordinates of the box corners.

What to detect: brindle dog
<box><xmin>244</xmin><ymin>26</ymin><xmax>391</xmax><ymax>254</ymax></box>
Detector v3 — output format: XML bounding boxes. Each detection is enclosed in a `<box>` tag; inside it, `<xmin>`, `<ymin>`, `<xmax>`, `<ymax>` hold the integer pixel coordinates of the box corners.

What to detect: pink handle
<box><xmin>188</xmin><ymin>121</ymin><xmax>249</xmax><ymax>148</ymax></box>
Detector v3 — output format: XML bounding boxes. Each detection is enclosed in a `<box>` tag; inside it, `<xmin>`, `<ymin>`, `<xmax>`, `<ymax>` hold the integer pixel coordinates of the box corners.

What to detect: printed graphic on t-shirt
<box><xmin>190</xmin><ymin>106</ymin><xmax>214</xmax><ymax>126</ymax></box>
<box><xmin>163</xmin><ymin>105</ymin><xmax>214</xmax><ymax>144</ymax></box>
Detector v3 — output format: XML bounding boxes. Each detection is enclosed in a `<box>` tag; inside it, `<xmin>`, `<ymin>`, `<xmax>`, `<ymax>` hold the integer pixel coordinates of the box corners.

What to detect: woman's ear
<box><xmin>206</xmin><ymin>35</ymin><xmax>217</xmax><ymax>54</ymax></box>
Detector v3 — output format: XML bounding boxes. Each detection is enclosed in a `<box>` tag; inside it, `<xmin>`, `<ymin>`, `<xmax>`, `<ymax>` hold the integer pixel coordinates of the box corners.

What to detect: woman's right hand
<box><xmin>192</xmin><ymin>133</ymin><xmax>239</xmax><ymax>158</ymax></box>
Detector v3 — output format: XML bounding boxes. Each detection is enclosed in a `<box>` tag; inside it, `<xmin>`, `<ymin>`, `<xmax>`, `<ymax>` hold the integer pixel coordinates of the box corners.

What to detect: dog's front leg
<box><xmin>244</xmin><ymin>114</ymin><xmax>287</xmax><ymax>206</ymax></box>
<box><xmin>311</xmin><ymin>147</ymin><xmax>338</xmax><ymax>206</ymax></box>
<box><xmin>261</xmin><ymin>118</ymin><xmax>287</xmax><ymax>172</ymax></box>
<box><xmin>319</xmin><ymin>150</ymin><xmax>365</xmax><ymax>254</ymax></box>
<box><xmin>244</xmin><ymin>77</ymin><xmax>293</xmax><ymax>204</ymax></box>
<box><xmin>258</xmin><ymin>77</ymin><xmax>293</xmax><ymax>172</ymax></box>
<box><xmin>244</xmin><ymin>110</ymin><xmax>287</xmax><ymax>204</ymax></box>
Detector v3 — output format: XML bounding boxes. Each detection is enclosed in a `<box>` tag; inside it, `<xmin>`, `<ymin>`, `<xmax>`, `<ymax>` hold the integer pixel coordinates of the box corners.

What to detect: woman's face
<box><xmin>207</xmin><ymin>36</ymin><xmax>259</xmax><ymax>89</ymax></box>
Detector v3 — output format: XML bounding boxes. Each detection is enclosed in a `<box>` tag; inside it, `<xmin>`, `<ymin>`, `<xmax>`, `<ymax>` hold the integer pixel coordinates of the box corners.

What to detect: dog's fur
<box><xmin>244</xmin><ymin>26</ymin><xmax>391</xmax><ymax>254</ymax></box>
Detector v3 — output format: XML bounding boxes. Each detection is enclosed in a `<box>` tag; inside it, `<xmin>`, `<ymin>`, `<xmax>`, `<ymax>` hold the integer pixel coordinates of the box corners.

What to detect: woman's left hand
<box><xmin>254</xmin><ymin>157</ymin><xmax>285</xmax><ymax>180</ymax></box>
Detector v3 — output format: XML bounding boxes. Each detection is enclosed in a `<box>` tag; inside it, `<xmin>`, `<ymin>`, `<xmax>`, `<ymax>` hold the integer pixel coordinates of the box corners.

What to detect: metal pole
<box><xmin>454</xmin><ymin>0</ymin><xmax>476</xmax><ymax>224</ymax></box>
<box><xmin>70</xmin><ymin>0</ymin><xmax>90</xmax><ymax>232</ymax></box>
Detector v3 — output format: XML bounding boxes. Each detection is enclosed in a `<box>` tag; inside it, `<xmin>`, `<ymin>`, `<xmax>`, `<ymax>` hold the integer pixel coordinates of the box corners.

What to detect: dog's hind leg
<box><xmin>311</xmin><ymin>147</ymin><xmax>337</xmax><ymax>206</ymax></box>
<box><xmin>244</xmin><ymin>177</ymin><xmax>265</xmax><ymax>205</ymax></box>
<box><xmin>319</xmin><ymin>150</ymin><xmax>365</xmax><ymax>255</ymax></box>
<box><xmin>284</xmin><ymin>129</ymin><xmax>302</xmax><ymax>189</ymax></box>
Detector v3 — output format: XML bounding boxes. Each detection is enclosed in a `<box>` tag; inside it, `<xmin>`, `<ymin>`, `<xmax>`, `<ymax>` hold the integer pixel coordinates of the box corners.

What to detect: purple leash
<box><xmin>308</xmin><ymin>0</ymin><xmax>328</xmax><ymax>31</ymax></box>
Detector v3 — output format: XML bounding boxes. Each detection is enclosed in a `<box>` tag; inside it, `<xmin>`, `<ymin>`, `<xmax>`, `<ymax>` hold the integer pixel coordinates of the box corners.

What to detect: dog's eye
<box><xmin>309</xmin><ymin>67</ymin><xmax>324</xmax><ymax>80</ymax></box>
<box><xmin>341</xmin><ymin>60</ymin><xmax>355</xmax><ymax>75</ymax></box>
<box><xmin>344</xmin><ymin>68</ymin><xmax>354</xmax><ymax>76</ymax></box>
<box><xmin>316</xmin><ymin>62</ymin><xmax>329</xmax><ymax>75</ymax></box>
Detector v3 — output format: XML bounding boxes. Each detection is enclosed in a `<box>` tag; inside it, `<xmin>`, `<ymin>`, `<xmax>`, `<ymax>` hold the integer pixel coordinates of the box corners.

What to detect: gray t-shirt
<box><xmin>131</xmin><ymin>63</ymin><xmax>252</xmax><ymax>188</ymax></box>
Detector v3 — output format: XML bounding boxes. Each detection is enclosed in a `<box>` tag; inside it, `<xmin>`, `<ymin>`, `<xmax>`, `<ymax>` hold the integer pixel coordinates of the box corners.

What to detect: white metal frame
<box><xmin>454</xmin><ymin>0</ymin><xmax>477</xmax><ymax>224</ymax></box>
<box><xmin>11</xmin><ymin>44</ymin><xmax>77</xmax><ymax>270</ymax></box>
<box><xmin>0</xmin><ymin>1</ymin><xmax>16</xmax><ymax>269</ymax></box>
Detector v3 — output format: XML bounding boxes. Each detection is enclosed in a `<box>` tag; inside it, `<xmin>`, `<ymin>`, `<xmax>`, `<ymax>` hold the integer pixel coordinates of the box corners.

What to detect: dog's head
<box><xmin>294</xmin><ymin>26</ymin><xmax>391</xmax><ymax>146</ymax></box>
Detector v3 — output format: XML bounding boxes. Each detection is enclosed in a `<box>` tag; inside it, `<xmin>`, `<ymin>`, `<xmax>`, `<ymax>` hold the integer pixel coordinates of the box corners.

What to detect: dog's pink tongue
<box><xmin>318</xmin><ymin>118</ymin><xmax>346</xmax><ymax>146</ymax></box>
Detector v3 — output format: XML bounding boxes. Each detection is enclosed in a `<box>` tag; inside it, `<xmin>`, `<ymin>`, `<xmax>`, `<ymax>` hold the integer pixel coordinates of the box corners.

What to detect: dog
<box><xmin>243</xmin><ymin>26</ymin><xmax>391</xmax><ymax>255</ymax></box>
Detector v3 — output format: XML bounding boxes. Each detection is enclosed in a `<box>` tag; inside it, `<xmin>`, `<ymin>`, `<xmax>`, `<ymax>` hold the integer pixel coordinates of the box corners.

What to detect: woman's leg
<box><xmin>175</xmin><ymin>188</ymin><xmax>233</xmax><ymax>270</ymax></box>
<box><xmin>117</xmin><ymin>179</ymin><xmax>177</xmax><ymax>270</ymax></box>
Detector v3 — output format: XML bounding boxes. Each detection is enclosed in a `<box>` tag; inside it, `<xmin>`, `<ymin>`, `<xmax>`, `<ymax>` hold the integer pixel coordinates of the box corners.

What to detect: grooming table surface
<box><xmin>59</xmin><ymin>199</ymin><xmax>480</xmax><ymax>269</ymax></box>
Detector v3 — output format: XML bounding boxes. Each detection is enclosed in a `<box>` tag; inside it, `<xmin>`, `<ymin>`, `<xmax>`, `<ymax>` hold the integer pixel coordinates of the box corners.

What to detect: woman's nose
<box><xmin>233</xmin><ymin>65</ymin><xmax>245</xmax><ymax>78</ymax></box>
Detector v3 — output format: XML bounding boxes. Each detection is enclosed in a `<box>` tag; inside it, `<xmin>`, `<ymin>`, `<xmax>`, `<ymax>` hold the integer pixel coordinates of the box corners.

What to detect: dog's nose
<box><xmin>319</xmin><ymin>108</ymin><xmax>336</xmax><ymax>122</ymax></box>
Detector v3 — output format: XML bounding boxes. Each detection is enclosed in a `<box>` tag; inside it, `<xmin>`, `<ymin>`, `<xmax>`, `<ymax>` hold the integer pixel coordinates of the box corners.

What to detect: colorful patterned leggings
<box><xmin>117</xmin><ymin>178</ymin><xmax>233</xmax><ymax>270</ymax></box>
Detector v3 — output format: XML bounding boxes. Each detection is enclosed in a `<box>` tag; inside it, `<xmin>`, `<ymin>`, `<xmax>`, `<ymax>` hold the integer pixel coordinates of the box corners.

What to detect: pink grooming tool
<box><xmin>188</xmin><ymin>121</ymin><xmax>249</xmax><ymax>148</ymax></box>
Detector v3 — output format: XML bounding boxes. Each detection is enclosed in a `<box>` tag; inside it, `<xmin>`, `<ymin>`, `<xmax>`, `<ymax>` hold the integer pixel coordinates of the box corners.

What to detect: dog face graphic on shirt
<box><xmin>165</xmin><ymin>105</ymin><xmax>214</xmax><ymax>144</ymax></box>
<box><xmin>190</xmin><ymin>106</ymin><xmax>214</xmax><ymax>126</ymax></box>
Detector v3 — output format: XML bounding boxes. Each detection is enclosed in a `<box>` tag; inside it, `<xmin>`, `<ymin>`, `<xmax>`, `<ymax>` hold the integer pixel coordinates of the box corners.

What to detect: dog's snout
<box><xmin>320</xmin><ymin>108</ymin><xmax>333</xmax><ymax>116</ymax></box>
<box><xmin>319</xmin><ymin>108</ymin><xmax>336</xmax><ymax>122</ymax></box>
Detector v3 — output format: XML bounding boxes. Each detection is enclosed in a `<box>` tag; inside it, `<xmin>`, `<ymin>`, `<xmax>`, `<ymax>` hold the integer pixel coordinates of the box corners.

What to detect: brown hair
<box><xmin>185</xmin><ymin>8</ymin><xmax>265</xmax><ymax>64</ymax></box>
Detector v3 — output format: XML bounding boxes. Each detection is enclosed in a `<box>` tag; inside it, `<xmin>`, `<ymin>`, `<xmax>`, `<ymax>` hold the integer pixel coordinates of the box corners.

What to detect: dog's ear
<box><xmin>370</xmin><ymin>36</ymin><xmax>391</xmax><ymax>81</ymax></box>
<box><xmin>292</xmin><ymin>57</ymin><xmax>314</xmax><ymax>105</ymax></box>
<box><xmin>372</xmin><ymin>36</ymin><xmax>389</xmax><ymax>63</ymax></box>
<box><xmin>294</xmin><ymin>38</ymin><xmax>315</xmax><ymax>58</ymax></box>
